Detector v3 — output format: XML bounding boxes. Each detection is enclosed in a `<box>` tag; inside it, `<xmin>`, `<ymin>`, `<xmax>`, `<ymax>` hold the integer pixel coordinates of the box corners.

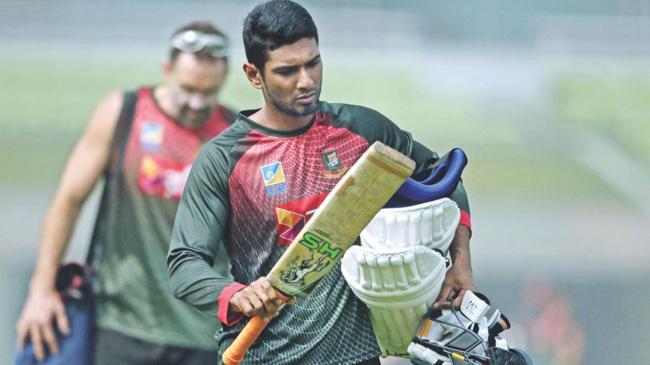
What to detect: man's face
<box><xmin>260</xmin><ymin>38</ymin><xmax>322</xmax><ymax>117</ymax></box>
<box><xmin>166</xmin><ymin>52</ymin><xmax>227</xmax><ymax>126</ymax></box>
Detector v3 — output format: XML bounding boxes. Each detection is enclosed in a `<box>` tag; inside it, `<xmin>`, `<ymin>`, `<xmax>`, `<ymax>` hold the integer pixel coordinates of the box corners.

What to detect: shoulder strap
<box><xmin>85</xmin><ymin>91</ymin><xmax>138</xmax><ymax>265</ymax></box>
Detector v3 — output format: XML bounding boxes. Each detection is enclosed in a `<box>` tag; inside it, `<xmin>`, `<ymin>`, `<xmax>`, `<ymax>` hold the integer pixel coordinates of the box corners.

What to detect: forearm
<box><xmin>168</xmin><ymin>248</ymin><xmax>235</xmax><ymax>317</ymax></box>
<box><xmin>31</xmin><ymin>196</ymin><xmax>83</xmax><ymax>291</ymax></box>
<box><xmin>449</xmin><ymin>224</ymin><xmax>472</xmax><ymax>272</ymax></box>
<box><xmin>435</xmin><ymin>224</ymin><xmax>474</xmax><ymax>306</ymax></box>
<box><xmin>31</xmin><ymin>92</ymin><xmax>120</xmax><ymax>290</ymax></box>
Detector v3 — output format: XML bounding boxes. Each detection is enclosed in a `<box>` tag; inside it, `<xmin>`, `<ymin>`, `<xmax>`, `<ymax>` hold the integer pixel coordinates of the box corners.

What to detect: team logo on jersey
<box><xmin>320</xmin><ymin>148</ymin><xmax>349</xmax><ymax>179</ymax></box>
<box><xmin>274</xmin><ymin>192</ymin><xmax>328</xmax><ymax>245</ymax></box>
<box><xmin>140</xmin><ymin>122</ymin><xmax>164</xmax><ymax>151</ymax></box>
<box><xmin>321</xmin><ymin>150</ymin><xmax>341</xmax><ymax>171</ymax></box>
<box><xmin>139</xmin><ymin>155</ymin><xmax>191</xmax><ymax>200</ymax></box>
<box><xmin>260</xmin><ymin>161</ymin><xmax>288</xmax><ymax>197</ymax></box>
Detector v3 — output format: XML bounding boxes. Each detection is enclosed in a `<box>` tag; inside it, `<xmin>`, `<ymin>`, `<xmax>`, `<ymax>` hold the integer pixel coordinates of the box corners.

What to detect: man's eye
<box><xmin>276</xmin><ymin>68</ymin><xmax>295</xmax><ymax>76</ymax></box>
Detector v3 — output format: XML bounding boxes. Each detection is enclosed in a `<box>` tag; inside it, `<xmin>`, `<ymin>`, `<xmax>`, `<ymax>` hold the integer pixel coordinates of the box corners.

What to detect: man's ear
<box><xmin>162</xmin><ymin>60</ymin><xmax>173</xmax><ymax>81</ymax></box>
<box><xmin>243</xmin><ymin>63</ymin><xmax>263</xmax><ymax>90</ymax></box>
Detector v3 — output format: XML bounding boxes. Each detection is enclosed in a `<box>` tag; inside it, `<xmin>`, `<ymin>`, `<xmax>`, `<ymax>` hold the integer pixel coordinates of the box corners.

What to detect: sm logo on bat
<box><xmin>298</xmin><ymin>231</ymin><xmax>343</xmax><ymax>261</ymax></box>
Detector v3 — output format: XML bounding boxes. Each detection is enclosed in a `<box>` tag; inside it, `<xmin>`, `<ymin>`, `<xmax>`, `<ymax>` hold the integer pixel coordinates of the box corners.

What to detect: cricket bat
<box><xmin>222</xmin><ymin>141</ymin><xmax>415</xmax><ymax>365</ymax></box>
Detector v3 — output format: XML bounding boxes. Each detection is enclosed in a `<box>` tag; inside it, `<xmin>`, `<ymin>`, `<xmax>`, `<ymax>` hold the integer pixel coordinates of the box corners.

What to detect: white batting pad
<box><xmin>361</xmin><ymin>198</ymin><xmax>459</xmax><ymax>253</ymax></box>
<box><xmin>341</xmin><ymin>245</ymin><xmax>447</xmax><ymax>356</ymax></box>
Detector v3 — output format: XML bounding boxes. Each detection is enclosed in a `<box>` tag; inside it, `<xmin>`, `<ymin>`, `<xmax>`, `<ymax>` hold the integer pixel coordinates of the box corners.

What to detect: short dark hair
<box><xmin>169</xmin><ymin>21</ymin><xmax>229</xmax><ymax>62</ymax></box>
<box><xmin>243</xmin><ymin>0</ymin><xmax>319</xmax><ymax>72</ymax></box>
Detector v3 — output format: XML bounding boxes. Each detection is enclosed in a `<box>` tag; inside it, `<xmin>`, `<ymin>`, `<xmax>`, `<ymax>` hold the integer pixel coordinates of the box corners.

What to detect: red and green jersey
<box><xmin>94</xmin><ymin>87</ymin><xmax>234</xmax><ymax>350</ymax></box>
<box><xmin>168</xmin><ymin>101</ymin><xmax>471</xmax><ymax>364</ymax></box>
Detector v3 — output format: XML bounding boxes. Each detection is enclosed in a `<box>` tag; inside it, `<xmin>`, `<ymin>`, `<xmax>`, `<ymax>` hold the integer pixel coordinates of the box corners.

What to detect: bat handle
<box><xmin>221</xmin><ymin>291</ymin><xmax>290</xmax><ymax>365</ymax></box>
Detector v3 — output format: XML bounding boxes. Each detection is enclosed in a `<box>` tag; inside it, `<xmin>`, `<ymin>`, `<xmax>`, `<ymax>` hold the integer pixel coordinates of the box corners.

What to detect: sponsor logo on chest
<box><xmin>260</xmin><ymin>161</ymin><xmax>288</xmax><ymax>197</ymax></box>
<box><xmin>138</xmin><ymin>155</ymin><xmax>191</xmax><ymax>201</ymax></box>
<box><xmin>274</xmin><ymin>192</ymin><xmax>328</xmax><ymax>245</ymax></box>
<box><xmin>140</xmin><ymin>121</ymin><xmax>164</xmax><ymax>151</ymax></box>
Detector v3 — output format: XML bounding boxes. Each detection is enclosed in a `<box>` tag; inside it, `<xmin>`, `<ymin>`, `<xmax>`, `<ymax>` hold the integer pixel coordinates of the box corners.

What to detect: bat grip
<box><xmin>221</xmin><ymin>290</ymin><xmax>290</xmax><ymax>365</ymax></box>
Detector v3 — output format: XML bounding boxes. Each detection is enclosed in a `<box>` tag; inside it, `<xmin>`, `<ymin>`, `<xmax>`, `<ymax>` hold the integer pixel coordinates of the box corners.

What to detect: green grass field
<box><xmin>552</xmin><ymin>71</ymin><xmax>650</xmax><ymax>167</ymax></box>
<box><xmin>0</xmin><ymin>57</ymin><xmax>626</xmax><ymax>203</ymax></box>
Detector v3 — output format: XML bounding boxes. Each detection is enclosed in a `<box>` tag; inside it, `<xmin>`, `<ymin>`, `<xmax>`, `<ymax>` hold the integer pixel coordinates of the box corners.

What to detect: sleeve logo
<box><xmin>260</xmin><ymin>161</ymin><xmax>288</xmax><ymax>197</ymax></box>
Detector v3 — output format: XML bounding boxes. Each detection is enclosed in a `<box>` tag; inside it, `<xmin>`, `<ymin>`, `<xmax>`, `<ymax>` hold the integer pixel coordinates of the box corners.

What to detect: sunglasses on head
<box><xmin>170</xmin><ymin>30</ymin><xmax>228</xmax><ymax>58</ymax></box>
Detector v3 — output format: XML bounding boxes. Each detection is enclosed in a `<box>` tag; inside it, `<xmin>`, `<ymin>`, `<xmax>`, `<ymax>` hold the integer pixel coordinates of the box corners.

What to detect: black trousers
<box><xmin>94</xmin><ymin>328</ymin><xmax>217</xmax><ymax>365</ymax></box>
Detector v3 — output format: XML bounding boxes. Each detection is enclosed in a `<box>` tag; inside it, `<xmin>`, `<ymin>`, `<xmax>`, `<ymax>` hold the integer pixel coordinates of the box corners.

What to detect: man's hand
<box><xmin>434</xmin><ymin>224</ymin><xmax>474</xmax><ymax>309</ymax></box>
<box><xmin>229</xmin><ymin>277</ymin><xmax>293</xmax><ymax>319</ymax></box>
<box><xmin>16</xmin><ymin>287</ymin><xmax>70</xmax><ymax>361</ymax></box>
<box><xmin>435</xmin><ymin>258</ymin><xmax>475</xmax><ymax>308</ymax></box>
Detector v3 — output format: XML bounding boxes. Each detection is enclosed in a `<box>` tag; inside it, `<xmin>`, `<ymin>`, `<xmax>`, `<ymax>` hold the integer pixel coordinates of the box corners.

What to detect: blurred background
<box><xmin>1</xmin><ymin>1</ymin><xmax>649</xmax><ymax>364</ymax></box>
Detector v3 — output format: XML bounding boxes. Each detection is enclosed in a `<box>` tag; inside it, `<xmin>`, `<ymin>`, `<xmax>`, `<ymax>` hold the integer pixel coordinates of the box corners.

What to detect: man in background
<box><xmin>16</xmin><ymin>21</ymin><xmax>234</xmax><ymax>364</ymax></box>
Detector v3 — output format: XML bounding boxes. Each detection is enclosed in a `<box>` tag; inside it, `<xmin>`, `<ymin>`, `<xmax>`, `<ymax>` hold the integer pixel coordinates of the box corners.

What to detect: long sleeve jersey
<box><xmin>168</xmin><ymin>101</ymin><xmax>470</xmax><ymax>364</ymax></box>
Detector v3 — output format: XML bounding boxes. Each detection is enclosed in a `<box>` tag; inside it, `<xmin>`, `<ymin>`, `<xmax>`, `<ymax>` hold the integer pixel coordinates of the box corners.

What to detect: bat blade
<box><xmin>267</xmin><ymin>141</ymin><xmax>416</xmax><ymax>296</ymax></box>
<box><xmin>222</xmin><ymin>141</ymin><xmax>415</xmax><ymax>365</ymax></box>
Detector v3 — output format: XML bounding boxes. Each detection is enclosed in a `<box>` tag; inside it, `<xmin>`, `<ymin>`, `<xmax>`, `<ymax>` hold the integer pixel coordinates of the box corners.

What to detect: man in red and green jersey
<box><xmin>168</xmin><ymin>1</ymin><xmax>473</xmax><ymax>364</ymax></box>
<box><xmin>17</xmin><ymin>22</ymin><xmax>235</xmax><ymax>364</ymax></box>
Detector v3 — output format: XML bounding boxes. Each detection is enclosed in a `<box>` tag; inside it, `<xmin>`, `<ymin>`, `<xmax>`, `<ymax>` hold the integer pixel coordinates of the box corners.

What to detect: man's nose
<box><xmin>297</xmin><ymin>68</ymin><xmax>315</xmax><ymax>90</ymax></box>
